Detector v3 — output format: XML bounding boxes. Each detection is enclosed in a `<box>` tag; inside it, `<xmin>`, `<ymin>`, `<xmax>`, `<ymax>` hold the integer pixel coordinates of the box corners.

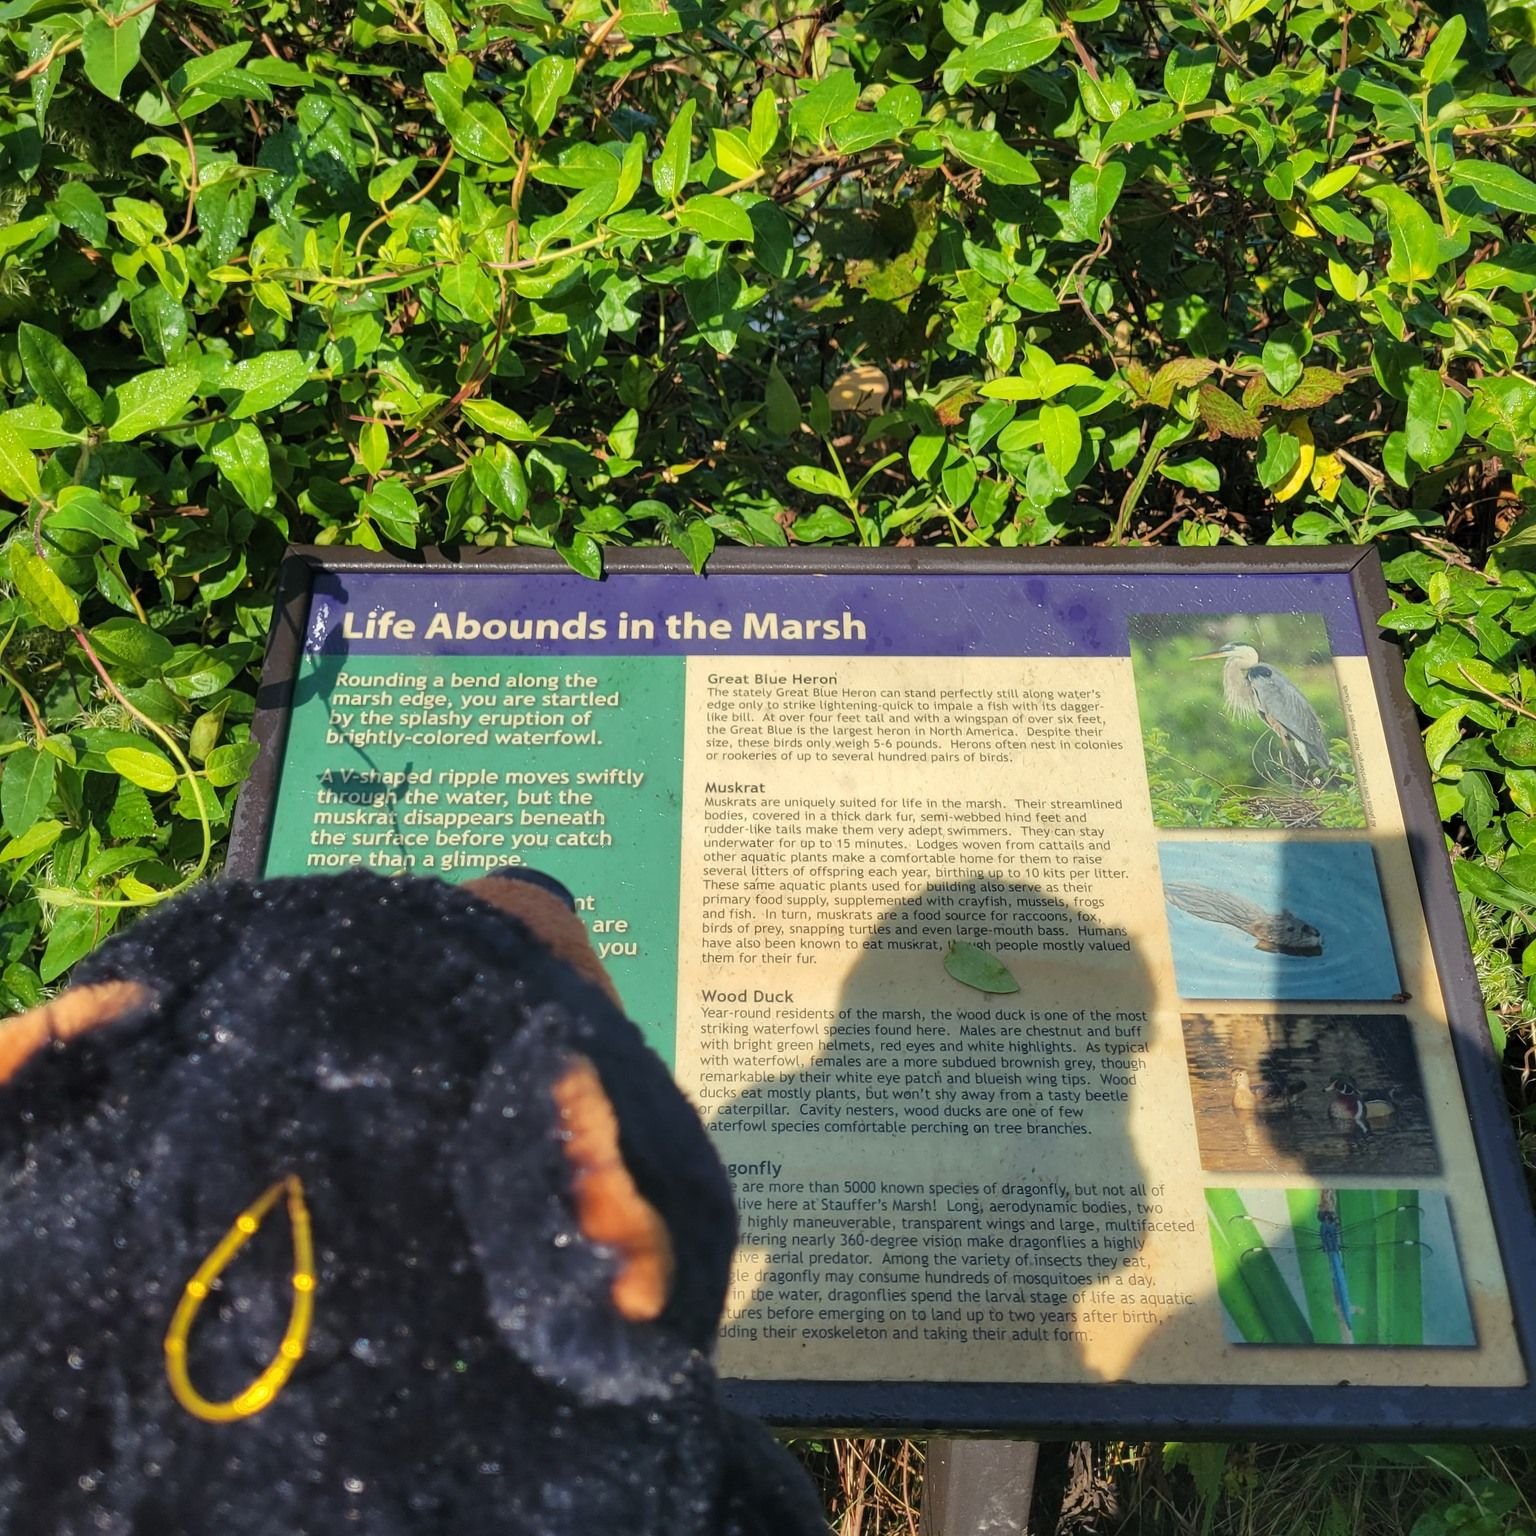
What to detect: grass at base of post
<box><xmin>802</xmin><ymin>1441</ymin><xmax>1536</xmax><ymax>1535</ymax></box>
<box><xmin>794</xmin><ymin>1439</ymin><xmax>924</xmax><ymax>1535</ymax></box>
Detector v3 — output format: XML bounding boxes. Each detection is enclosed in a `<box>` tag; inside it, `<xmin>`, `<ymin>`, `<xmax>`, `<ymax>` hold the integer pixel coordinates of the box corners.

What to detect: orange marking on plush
<box><xmin>0</xmin><ymin>1014</ymin><xmax>50</xmax><ymax>1087</ymax></box>
<box><xmin>551</xmin><ymin>1056</ymin><xmax>674</xmax><ymax>1322</ymax></box>
<box><xmin>0</xmin><ymin>980</ymin><xmax>148</xmax><ymax>1086</ymax></box>
<box><xmin>464</xmin><ymin>877</ymin><xmax>622</xmax><ymax>1007</ymax></box>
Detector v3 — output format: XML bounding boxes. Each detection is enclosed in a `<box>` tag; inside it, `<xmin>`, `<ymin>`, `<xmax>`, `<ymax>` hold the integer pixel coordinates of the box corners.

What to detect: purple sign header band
<box><xmin>304</xmin><ymin>569</ymin><xmax>1367</xmax><ymax>660</ymax></box>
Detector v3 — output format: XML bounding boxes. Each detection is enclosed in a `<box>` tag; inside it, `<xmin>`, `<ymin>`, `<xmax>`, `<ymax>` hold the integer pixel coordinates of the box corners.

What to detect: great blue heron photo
<box><xmin>1192</xmin><ymin>641</ymin><xmax>1332</xmax><ymax>779</ymax></box>
<box><xmin>1127</xmin><ymin>612</ymin><xmax>1364</xmax><ymax>830</ymax></box>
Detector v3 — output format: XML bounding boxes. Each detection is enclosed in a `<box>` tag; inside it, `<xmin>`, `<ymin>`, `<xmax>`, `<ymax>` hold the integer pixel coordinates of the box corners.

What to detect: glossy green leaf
<box><xmin>1062</xmin><ymin>159</ymin><xmax>1125</xmax><ymax>241</ymax></box>
<box><xmin>187</xmin><ymin>701</ymin><xmax>228</xmax><ymax>764</ymax></box>
<box><xmin>1424</xmin><ymin>706</ymin><xmax>1466</xmax><ymax>771</ymax></box>
<box><xmin>1422</xmin><ymin>14</ymin><xmax>1465</xmax><ymax>85</ymax></box>
<box><xmin>608</xmin><ymin>409</ymin><xmax>639</xmax><ymax>460</ymax></box>
<box><xmin>1450</xmin><ymin>160</ymin><xmax>1536</xmax><ymax>217</ymax></box>
<box><xmin>461</xmin><ymin>400</ymin><xmax>540</xmax><ymax>441</ymax></box>
<box><xmin>17</xmin><ymin>325</ymin><xmax>102</xmax><ymax>424</ymax></box>
<box><xmin>0</xmin><ymin>420</ymin><xmax>41</xmax><ymax>503</ymax></box>
<box><xmin>790</xmin><ymin>506</ymin><xmax>854</xmax><ymax>541</ymax></box>
<box><xmin>9</xmin><ymin>544</ymin><xmax>78</xmax><ymax>629</ymax></box>
<box><xmin>81</xmin><ymin>7</ymin><xmax>147</xmax><ymax>100</ymax></box>
<box><xmin>1454</xmin><ymin>857</ymin><xmax>1536</xmax><ymax>918</ymax></box>
<box><xmin>610</xmin><ymin>134</ymin><xmax>646</xmax><ymax>215</ymax></box>
<box><xmin>943</xmin><ymin>126</ymin><xmax>1039</xmax><ymax>185</ymax></box>
<box><xmin>106</xmin><ymin>745</ymin><xmax>178</xmax><ymax>792</ymax></box>
<box><xmin>1</xmin><ymin>403</ymin><xmax>84</xmax><ymax>450</ymax></box>
<box><xmin>653</xmin><ymin>99</ymin><xmax>695</xmax><ymax>201</ymax></box>
<box><xmin>676</xmin><ymin>194</ymin><xmax>755</xmax><ymax>244</ymax></box>
<box><xmin>1370</xmin><ymin>187</ymin><xmax>1466</xmax><ymax>285</ymax></box>
<box><xmin>556</xmin><ymin>531</ymin><xmax>603</xmax><ymax>579</ymax></box>
<box><xmin>1039</xmin><ymin>403</ymin><xmax>1081</xmax><ymax>477</ymax></box>
<box><xmin>362</xmin><ymin>480</ymin><xmax>422</xmax><ymax>545</ymax></box>
<box><xmin>1159</xmin><ymin>456</ymin><xmax>1220</xmax><ymax>491</ymax></box>
<box><xmin>832</xmin><ymin>112</ymin><xmax>902</xmax><ymax>152</ymax></box>
<box><xmin>669</xmin><ymin>518</ymin><xmax>714</xmax><ymax>574</ymax></box>
<box><xmin>525</xmin><ymin>54</ymin><xmax>574</xmax><ymax>136</ymax></box>
<box><xmin>616</xmin><ymin>0</ymin><xmax>680</xmax><ymax>36</ymax></box>
<box><xmin>788</xmin><ymin>70</ymin><xmax>859</xmax><ymax>144</ymax></box>
<box><xmin>1256</xmin><ymin>424</ymin><xmax>1301</xmax><ymax>488</ymax></box>
<box><xmin>1163</xmin><ymin>44</ymin><xmax>1214</xmax><ymax>107</ymax></box>
<box><xmin>48</xmin><ymin>489</ymin><xmax>139</xmax><ymax>547</ymax></box>
<box><xmin>942</xmin><ymin>454</ymin><xmax>977</xmax><ymax>506</ymax></box>
<box><xmin>0</xmin><ymin>819</ymin><xmax>63</xmax><ymax>864</ymax></box>
<box><xmin>711</xmin><ymin>127</ymin><xmax>759</xmax><ymax>180</ymax></box>
<box><xmin>40</xmin><ymin>907</ymin><xmax>116</xmax><ymax>985</ymax></box>
<box><xmin>943</xmin><ymin>939</ymin><xmax>1020</xmax><ymax>994</ymax></box>
<box><xmin>1</xmin><ymin>747</ymin><xmax>55</xmax><ymax>837</ymax></box>
<box><xmin>208</xmin><ymin>420</ymin><xmax>274</xmax><ymax>510</ymax></box>
<box><xmin>606</xmin><ymin>210</ymin><xmax>673</xmax><ymax>239</ymax></box>
<box><xmin>424</xmin><ymin>73</ymin><xmax>516</xmax><ymax>164</ymax></box>
<box><xmin>787</xmin><ymin>464</ymin><xmax>848</xmax><ymax>499</ymax></box>
<box><xmin>470</xmin><ymin>446</ymin><xmax>530</xmax><ymax>519</ymax></box>
<box><xmin>1405</xmin><ymin>368</ymin><xmax>1467</xmax><ymax>470</ymax></box>
<box><xmin>748</xmin><ymin>88</ymin><xmax>780</xmax><ymax>159</ymax></box>
<box><xmin>1495</xmin><ymin>721</ymin><xmax>1536</xmax><ymax>767</ymax></box>
<box><xmin>167</xmin><ymin>39</ymin><xmax>249</xmax><ymax>96</ymax></box>
<box><xmin>1261</xmin><ymin>336</ymin><xmax>1302</xmax><ymax>397</ymax></box>
<box><xmin>204</xmin><ymin>741</ymin><xmax>259</xmax><ymax>787</ymax></box>
<box><xmin>104</xmin><ymin>364</ymin><xmax>201</xmax><ymax>441</ymax></box>
<box><xmin>0</xmin><ymin>215</ymin><xmax>57</xmax><ymax>264</ymax></box>
<box><xmin>50</xmin><ymin>182</ymin><xmax>108</xmax><ymax>245</ymax></box>
<box><xmin>1100</xmin><ymin>103</ymin><xmax>1179</xmax><ymax>149</ymax></box>
<box><xmin>90</xmin><ymin>617</ymin><xmax>174</xmax><ymax>672</ymax></box>
<box><xmin>949</xmin><ymin>19</ymin><xmax>1060</xmax><ymax>83</ymax></box>
<box><xmin>423</xmin><ymin>0</ymin><xmax>454</xmax><ymax>52</ymax></box>
<box><xmin>222</xmin><ymin>350</ymin><xmax>311</xmax><ymax>418</ymax></box>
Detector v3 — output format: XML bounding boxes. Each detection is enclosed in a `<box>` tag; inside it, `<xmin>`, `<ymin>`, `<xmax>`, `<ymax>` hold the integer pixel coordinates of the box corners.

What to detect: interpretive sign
<box><xmin>230</xmin><ymin>547</ymin><xmax>1536</xmax><ymax>1437</ymax></box>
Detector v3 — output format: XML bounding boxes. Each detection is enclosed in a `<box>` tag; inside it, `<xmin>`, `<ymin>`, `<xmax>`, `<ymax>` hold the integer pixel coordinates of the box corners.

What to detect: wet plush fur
<box><xmin>0</xmin><ymin>871</ymin><xmax>825</xmax><ymax>1536</ymax></box>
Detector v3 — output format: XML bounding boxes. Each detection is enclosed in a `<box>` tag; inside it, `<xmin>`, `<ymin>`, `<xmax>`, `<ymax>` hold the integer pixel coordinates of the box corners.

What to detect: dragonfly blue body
<box><xmin>1234</xmin><ymin>1192</ymin><xmax>1429</xmax><ymax>1345</ymax></box>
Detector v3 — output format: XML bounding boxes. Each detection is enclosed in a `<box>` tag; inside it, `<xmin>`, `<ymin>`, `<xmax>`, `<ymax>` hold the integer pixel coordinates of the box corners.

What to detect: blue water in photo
<box><xmin>1159</xmin><ymin>841</ymin><xmax>1401</xmax><ymax>1001</ymax></box>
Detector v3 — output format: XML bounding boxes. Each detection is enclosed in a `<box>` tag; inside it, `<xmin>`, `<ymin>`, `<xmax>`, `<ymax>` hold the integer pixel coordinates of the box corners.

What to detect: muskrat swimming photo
<box><xmin>1163</xmin><ymin>882</ymin><xmax>1324</xmax><ymax>957</ymax></box>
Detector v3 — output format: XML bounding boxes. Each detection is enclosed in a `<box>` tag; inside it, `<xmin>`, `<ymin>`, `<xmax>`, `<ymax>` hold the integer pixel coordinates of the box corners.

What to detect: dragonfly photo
<box><xmin>1206</xmin><ymin>1187</ymin><xmax>1475</xmax><ymax>1347</ymax></box>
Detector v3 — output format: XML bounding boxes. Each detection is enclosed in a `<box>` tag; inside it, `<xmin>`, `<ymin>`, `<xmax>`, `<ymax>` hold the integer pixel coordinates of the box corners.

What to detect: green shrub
<box><xmin>0</xmin><ymin>0</ymin><xmax>1532</xmax><ymax>995</ymax></box>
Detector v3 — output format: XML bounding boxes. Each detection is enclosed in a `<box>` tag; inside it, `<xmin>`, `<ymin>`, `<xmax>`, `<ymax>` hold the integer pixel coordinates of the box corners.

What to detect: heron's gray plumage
<box><xmin>1196</xmin><ymin>642</ymin><xmax>1331</xmax><ymax>771</ymax></box>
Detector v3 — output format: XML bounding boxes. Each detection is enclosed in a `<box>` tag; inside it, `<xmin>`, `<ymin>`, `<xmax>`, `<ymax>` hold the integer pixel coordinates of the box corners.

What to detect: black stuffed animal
<box><xmin>0</xmin><ymin>869</ymin><xmax>827</xmax><ymax>1536</ymax></box>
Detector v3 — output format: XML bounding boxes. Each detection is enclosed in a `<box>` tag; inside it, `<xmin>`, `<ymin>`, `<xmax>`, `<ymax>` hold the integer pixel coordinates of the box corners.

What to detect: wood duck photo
<box><xmin>1182</xmin><ymin>1012</ymin><xmax>1439</xmax><ymax>1176</ymax></box>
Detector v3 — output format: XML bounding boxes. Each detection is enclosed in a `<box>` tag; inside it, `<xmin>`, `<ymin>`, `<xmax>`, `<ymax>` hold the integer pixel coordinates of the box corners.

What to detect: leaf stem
<box><xmin>136</xmin><ymin>51</ymin><xmax>200</xmax><ymax>243</ymax></box>
<box><xmin>13</xmin><ymin>32</ymin><xmax>81</xmax><ymax>81</ymax></box>
<box><xmin>353</xmin><ymin>146</ymin><xmax>456</xmax><ymax>263</ymax></box>
<box><xmin>1109</xmin><ymin>424</ymin><xmax>1176</xmax><ymax>545</ymax></box>
<box><xmin>1419</xmin><ymin>88</ymin><xmax>1455</xmax><ymax>233</ymax></box>
<box><xmin>1452</xmin><ymin>662</ymin><xmax>1536</xmax><ymax>723</ymax></box>
<box><xmin>0</xmin><ymin>663</ymin><xmax>48</xmax><ymax>740</ymax></box>
<box><xmin>50</xmin><ymin>626</ymin><xmax>212</xmax><ymax>910</ymax></box>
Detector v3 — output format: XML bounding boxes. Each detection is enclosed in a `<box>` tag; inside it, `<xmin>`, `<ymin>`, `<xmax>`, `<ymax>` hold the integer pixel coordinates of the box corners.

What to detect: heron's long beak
<box><xmin>1189</xmin><ymin>650</ymin><xmax>1226</xmax><ymax>661</ymax></box>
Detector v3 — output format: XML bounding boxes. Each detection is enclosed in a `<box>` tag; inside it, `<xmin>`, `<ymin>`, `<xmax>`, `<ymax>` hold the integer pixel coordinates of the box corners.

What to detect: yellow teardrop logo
<box><xmin>163</xmin><ymin>1175</ymin><xmax>316</xmax><ymax>1423</ymax></box>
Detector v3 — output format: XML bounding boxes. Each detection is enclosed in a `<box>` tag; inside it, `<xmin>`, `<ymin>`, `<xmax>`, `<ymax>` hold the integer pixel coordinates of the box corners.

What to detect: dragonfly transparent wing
<box><xmin>1206</xmin><ymin>1189</ymin><xmax>1473</xmax><ymax>1347</ymax></box>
